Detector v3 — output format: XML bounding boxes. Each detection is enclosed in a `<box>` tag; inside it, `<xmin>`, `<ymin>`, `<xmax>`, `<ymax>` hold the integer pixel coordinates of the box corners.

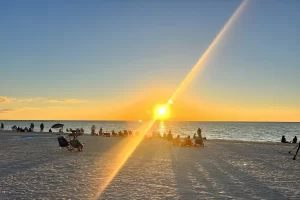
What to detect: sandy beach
<box><xmin>1</xmin><ymin>131</ymin><xmax>300</xmax><ymax>200</ymax></box>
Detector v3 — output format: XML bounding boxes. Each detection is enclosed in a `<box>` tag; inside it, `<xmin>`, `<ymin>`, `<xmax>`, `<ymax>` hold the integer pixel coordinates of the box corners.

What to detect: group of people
<box><xmin>164</xmin><ymin>128</ymin><xmax>205</xmax><ymax>147</ymax></box>
<box><xmin>281</xmin><ymin>135</ymin><xmax>298</xmax><ymax>144</ymax></box>
<box><xmin>89</xmin><ymin>125</ymin><xmax>206</xmax><ymax>147</ymax></box>
<box><xmin>91</xmin><ymin>125</ymin><xmax>139</xmax><ymax>137</ymax></box>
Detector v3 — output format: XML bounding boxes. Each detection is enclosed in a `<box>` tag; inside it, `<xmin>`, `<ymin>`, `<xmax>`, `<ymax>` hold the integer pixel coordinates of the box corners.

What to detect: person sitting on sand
<box><xmin>124</xmin><ymin>130</ymin><xmax>128</xmax><ymax>137</ymax></box>
<box><xmin>281</xmin><ymin>135</ymin><xmax>289</xmax><ymax>143</ymax></box>
<box><xmin>292</xmin><ymin>136</ymin><xmax>297</xmax><ymax>144</ymax></box>
<box><xmin>167</xmin><ymin>131</ymin><xmax>173</xmax><ymax>142</ymax></box>
<box><xmin>184</xmin><ymin>135</ymin><xmax>193</xmax><ymax>147</ymax></box>
<box><xmin>173</xmin><ymin>135</ymin><xmax>181</xmax><ymax>146</ymax></box>
<box><xmin>70</xmin><ymin>136</ymin><xmax>83</xmax><ymax>151</ymax></box>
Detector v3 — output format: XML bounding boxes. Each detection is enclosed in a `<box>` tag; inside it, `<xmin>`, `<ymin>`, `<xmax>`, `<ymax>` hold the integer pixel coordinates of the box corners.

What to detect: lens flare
<box><xmin>95</xmin><ymin>1</ymin><xmax>248</xmax><ymax>199</ymax></box>
<box><xmin>170</xmin><ymin>0</ymin><xmax>248</xmax><ymax>101</ymax></box>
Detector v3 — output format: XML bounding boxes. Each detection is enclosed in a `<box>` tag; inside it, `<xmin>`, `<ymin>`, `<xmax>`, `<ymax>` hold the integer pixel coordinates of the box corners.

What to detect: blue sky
<box><xmin>1</xmin><ymin>0</ymin><xmax>300</xmax><ymax>120</ymax></box>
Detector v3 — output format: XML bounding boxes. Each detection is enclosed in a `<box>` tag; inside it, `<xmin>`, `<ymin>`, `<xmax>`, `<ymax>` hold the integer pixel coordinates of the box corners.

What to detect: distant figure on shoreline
<box><xmin>194</xmin><ymin>128</ymin><xmax>204</xmax><ymax>147</ymax></box>
<box><xmin>91</xmin><ymin>125</ymin><xmax>96</xmax><ymax>135</ymax></box>
<box><xmin>281</xmin><ymin>135</ymin><xmax>289</xmax><ymax>143</ymax></box>
<box><xmin>30</xmin><ymin>123</ymin><xmax>34</xmax><ymax>131</ymax></box>
<box><xmin>40</xmin><ymin>123</ymin><xmax>44</xmax><ymax>132</ymax></box>
<box><xmin>0</xmin><ymin>123</ymin><xmax>4</xmax><ymax>130</ymax></box>
<box><xmin>292</xmin><ymin>136</ymin><xmax>297</xmax><ymax>144</ymax></box>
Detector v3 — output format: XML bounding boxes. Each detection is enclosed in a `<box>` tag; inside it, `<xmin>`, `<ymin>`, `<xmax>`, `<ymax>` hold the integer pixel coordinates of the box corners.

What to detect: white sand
<box><xmin>0</xmin><ymin>131</ymin><xmax>299</xmax><ymax>200</ymax></box>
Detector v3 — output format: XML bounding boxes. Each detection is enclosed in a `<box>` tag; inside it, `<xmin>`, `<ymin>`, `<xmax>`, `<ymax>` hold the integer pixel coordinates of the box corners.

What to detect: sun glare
<box><xmin>155</xmin><ymin>105</ymin><xmax>170</xmax><ymax>120</ymax></box>
<box><xmin>158</xmin><ymin>107</ymin><xmax>166</xmax><ymax>115</ymax></box>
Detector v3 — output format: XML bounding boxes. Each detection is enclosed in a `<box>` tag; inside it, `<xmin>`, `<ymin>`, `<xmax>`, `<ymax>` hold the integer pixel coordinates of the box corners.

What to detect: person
<box><xmin>173</xmin><ymin>135</ymin><xmax>181</xmax><ymax>146</ymax></box>
<box><xmin>184</xmin><ymin>135</ymin><xmax>193</xmax><ymax>146</ymax></box>
<box><xmin>1</xmin><ymin>123</ymin><xmax>4</xmax><ymax>130</ymax></box>
<box><xmin>91</xmin><ymin>125</ymin><xmax>96</xmax><ymax>135</ymax></box>
<box><xmin>167</xmin><ymin>131</ymin><xmax>173</xmax><ymax>142</ymax></box>
<box><xmin>40</xmin><ymin>123</ymin><xmax>44</xmax><ymax>132</ymax></box>
<box><xmin>281</xmin><ymin>135</ymin><xmax>289</xmax><ymax>143</ymax></box>
<box><xmin>293</xmin><ymin>136</ymin><xmax>298</xmax><ymax>144</ymax></box>
<box><xmin>70</xmin><ymin>136</ymin><xmax>83</xmax><ymax>151</ymax></box>
<box><xmin>194</xmin><ymin>128</ymin><xmax>204</xmax><ymax>147</ymax></box>
<box><xmin>49</xmin><ymin>128</ymin><xmax>52</xmax><ymax>132</ymax></box>
<box><xmin>99</xmin><ymin>127</ymin><xmax>103</xmax><ymax>136</ymax></box>
<box><xmin>30</xmin><ymin>123</ymin><xmax>34</xmax><ymax>131</ymax></box>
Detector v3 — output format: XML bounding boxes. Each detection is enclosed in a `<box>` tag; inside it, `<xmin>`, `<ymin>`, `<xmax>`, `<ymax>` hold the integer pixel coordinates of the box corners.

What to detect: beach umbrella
<box><xmin>51</xmin><ymin>123</ymin><xmax>64</xmax><ymax>129</ymax></box>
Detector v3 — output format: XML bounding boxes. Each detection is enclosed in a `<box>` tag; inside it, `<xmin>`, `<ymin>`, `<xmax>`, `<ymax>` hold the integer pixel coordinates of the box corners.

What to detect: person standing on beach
<box><xmin>0</xmin><ymin>123</ymin><xmax>4</xmax><ymax>130</ymax></box>
<box><xmin>30</xmin><ymin>123</ymin><xmax>34</xmax><ymax>131</ymax></box>
<box><xmin>194</xmin><ymin>128</ymin><xmax>204</xmax><ymax>147</ymax></box>
<box><xmin>40</xmin><ymin>123</ymin><xmax>44</xmax><ymax>132</ymax></box>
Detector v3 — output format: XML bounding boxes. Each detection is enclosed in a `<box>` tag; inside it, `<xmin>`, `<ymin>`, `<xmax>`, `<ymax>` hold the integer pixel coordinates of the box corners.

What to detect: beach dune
<box><xmin>0</xmin><ymin>131</ymin><xmax>299</xmax><ymax>200</ymax></box>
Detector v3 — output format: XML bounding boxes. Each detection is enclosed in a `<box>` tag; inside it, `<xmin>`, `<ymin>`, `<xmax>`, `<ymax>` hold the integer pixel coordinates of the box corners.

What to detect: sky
<box><xmin>1</xmin><ymin>0</ymin><xmax>300</xmax><ymax>121</ymax></box>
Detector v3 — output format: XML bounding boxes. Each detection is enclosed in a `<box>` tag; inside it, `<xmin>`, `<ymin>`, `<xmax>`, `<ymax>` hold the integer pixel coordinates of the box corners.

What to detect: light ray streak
<box><xmin>95</xmin><ymin>1</ymin><xmax>248</xmax><ymax>199</ymax></box>
<box><xmin>170</xmin><ymin>0</ymin><xmax>248</xmax><ymax>102</ymax></box>
<box><xmin>94</xmin><ymin>119</ymin><xmax>157</xmax><ymax>199</ymax></box>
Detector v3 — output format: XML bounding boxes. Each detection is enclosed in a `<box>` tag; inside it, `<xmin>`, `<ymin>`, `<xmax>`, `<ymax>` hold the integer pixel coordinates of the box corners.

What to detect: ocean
<box><xmin>1</xmin><ymin>120</ymin><xmax>300</xmax><ymax>142</ymax></box>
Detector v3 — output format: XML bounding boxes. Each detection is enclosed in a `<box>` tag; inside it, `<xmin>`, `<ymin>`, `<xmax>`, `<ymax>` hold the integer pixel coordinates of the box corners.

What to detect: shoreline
<box><xmin>0</xmin><ymin>130</ymin><xmax>293</xmax><ymax>145</ymax></box>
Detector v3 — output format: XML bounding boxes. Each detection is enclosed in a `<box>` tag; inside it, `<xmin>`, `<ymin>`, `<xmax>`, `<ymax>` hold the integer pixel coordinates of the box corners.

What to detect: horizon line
<box><xmin>1</xmin><ymin>119</ymin><xmax>300</xmax><ymax>123</ymax></box>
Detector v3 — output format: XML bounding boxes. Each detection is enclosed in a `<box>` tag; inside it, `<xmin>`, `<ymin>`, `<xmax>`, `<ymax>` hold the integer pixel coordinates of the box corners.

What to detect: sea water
<box><xmin>1</xmin><ymin>120</ymin><xmax>300</xmax><ymax>142</ymax></box>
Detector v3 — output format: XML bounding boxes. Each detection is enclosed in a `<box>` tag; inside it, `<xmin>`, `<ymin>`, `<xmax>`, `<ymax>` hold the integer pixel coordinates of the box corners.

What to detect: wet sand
<box><xmin>0</xmin><ymin>131</ymin><xmax>299</xmax><ymax>200</ymax></box>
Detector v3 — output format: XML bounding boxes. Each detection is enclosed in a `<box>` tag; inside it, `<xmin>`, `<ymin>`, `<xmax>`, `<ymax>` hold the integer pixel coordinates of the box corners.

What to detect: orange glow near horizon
<box><xmin>96</xmin><ymin>1</ymin><xmax>249</xmax><ymax>199</ymax></box>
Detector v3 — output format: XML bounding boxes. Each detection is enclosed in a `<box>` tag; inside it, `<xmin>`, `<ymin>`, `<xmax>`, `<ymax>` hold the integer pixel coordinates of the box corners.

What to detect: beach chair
<box><xmin>70</xmin><ymin>138</ymin><xmax>84</xmax><ymax>151</ymax></box>
<box><xmin>57</xmin><ymin>136</ymin><xmax>71</xmax><ymax>151</ymax></box>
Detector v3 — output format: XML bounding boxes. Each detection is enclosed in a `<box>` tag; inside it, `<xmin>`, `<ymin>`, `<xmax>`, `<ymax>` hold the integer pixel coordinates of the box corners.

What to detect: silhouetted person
<box><xmin>49</xmin><ymin>128</ymin><xmax>52</xmax><ymax>132</ymax></box>
<box><xmin>167</xmin><ymin>131</ymin><xmax>173</xmax><ymax>142</ymax></box>
<box><xmin>30</xmin><ymin>123</ymin><xmax>34</xmax><ymax>131</ymax></box>
<box><xmin>195</xmin><ymin>128</ymin><xmax>204</xmax><ymax>146</ymax></box>
<box><xmin>40</xmin><ymin>123</ymin><xmax>44</xmax><ymax>132</ymax></box>
<box><xmin>281</xmin><ymin>135</ymin><xmax>289</xmax><ymax>143</ymax></box>
<box><xmin>292</xmin><ymin>136</ymin><xmax>297</xmax><ymax>144</ymax></box>
<box><xmin>0</xmin><ymin>123</ymin><xmax>4</xmax><ymax>130</ymax></box>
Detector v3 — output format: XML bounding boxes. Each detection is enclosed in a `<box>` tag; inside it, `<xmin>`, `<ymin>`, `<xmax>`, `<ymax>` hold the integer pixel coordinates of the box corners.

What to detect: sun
<box><xmin>158</xmin><ymin>107</ymin><xmax>166</xmax><ymax>115</ymax></box>
<box><xmin>155</xmin><ymin>105</ymin><xmax>170</xmax><ymax>120</ymax></box>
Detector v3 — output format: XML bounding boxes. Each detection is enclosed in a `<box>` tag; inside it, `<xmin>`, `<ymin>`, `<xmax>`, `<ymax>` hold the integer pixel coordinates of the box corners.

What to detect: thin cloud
<box><xmin>46</xmin><ymin>99</ymin><xmax>86</xmax><ymax>103</ymax></box>
<box><xmin>1</xmin><ymin>97</ymin><xmax>87</xmax><ymax>104</ymax></box>
<box><xmin>0</xmin><ymin>96</ymin><xmax>11</xmax><ymax>103</ymax></box>
<box><xmin>0</xmin><ymin>108</ymin><xmax>15</xmax><ymax>113</ymax></box>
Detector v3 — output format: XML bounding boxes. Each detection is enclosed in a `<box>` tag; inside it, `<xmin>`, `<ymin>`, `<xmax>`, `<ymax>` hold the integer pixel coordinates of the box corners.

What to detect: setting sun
<box><xmin>154</xmin><ymin>105</ymin><xmax>170</xmax><ymax>120</ymax></box>
<box><xmin>158</xmin><ymin>107</ymin><xmax>166</xmax><ymax>115</ymax></box>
